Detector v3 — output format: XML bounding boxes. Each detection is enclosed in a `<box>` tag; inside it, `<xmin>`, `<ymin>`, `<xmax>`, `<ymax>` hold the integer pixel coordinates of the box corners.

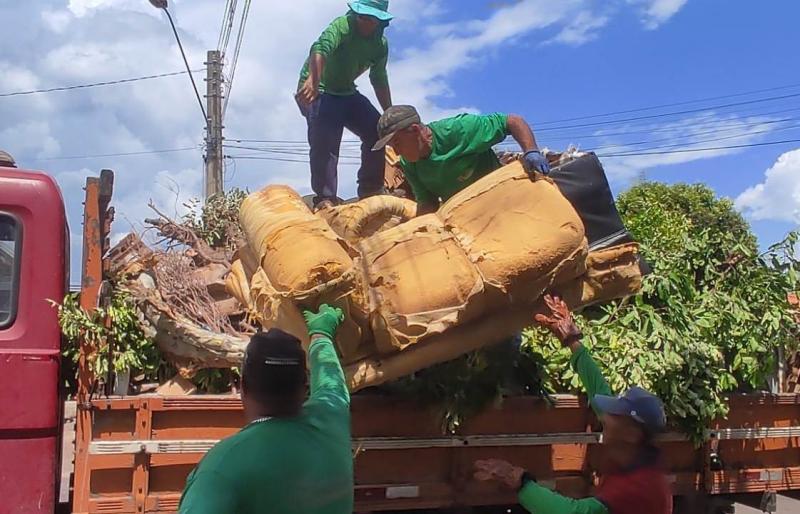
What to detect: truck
<box><xmin>2</xmin><ymin>165</ymin><xmax>799</xmax><ymax>514</ymax></box>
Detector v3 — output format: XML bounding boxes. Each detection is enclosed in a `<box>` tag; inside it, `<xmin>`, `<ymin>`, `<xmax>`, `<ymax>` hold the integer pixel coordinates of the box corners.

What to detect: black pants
<box><xmin>298</xmin><ymin>92</ymin><xmax>385</xmax><ymax>204</ymax></box>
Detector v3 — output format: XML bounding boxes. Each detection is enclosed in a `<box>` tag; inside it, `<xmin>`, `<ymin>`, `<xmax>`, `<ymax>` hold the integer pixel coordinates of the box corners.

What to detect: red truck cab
<box><xmin>0</xmin><ymin>167</ymin><xmax>67</xmax><ymax>513</ymax></box>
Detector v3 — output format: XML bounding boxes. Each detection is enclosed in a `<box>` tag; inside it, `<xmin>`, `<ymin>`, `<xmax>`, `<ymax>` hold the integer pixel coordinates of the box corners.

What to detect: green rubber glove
<box><xmin>303</xmin><ymin>304</ymin><xmax>344</xmax><ymax>339</ymax></box>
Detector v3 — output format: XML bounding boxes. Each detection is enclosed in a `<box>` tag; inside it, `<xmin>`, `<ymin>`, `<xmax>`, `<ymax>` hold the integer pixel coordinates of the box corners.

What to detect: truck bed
<box><xmin>69</xmin><ymin>393</ymin><xmax>800</xmax><ymax>513</ymax></box>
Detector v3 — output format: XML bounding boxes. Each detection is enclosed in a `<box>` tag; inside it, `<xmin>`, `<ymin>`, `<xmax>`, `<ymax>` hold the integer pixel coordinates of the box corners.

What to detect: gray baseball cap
<box><xmin>372</xmin><ymin>105</ymin><xmax>421</xmax><ymax>151</ymax></box>
<box><xmin>0</xmin><ymin>150</ymin><xmax>16</xmax><ymax>167</ymax></box>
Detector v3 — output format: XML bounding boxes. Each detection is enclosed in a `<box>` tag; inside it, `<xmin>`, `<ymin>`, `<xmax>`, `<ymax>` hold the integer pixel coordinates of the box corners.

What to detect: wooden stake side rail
<box><xmin>72</xmin><ymin>393</ymin><xmax>800</xmax><ymax>513</ymax></box>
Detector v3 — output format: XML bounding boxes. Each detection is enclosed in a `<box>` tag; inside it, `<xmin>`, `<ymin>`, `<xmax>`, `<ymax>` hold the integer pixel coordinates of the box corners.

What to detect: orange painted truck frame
<box><xmin>3</xmin><ymin>168</ymin><xmax>791</xmax><ymax>513</ymax></box>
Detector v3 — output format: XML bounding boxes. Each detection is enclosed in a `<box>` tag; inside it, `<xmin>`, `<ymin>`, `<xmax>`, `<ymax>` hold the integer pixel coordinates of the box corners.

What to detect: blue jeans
<box><xmin>297</xmin><ymin>92</ymin><xmax>384</xmax><ymax>204</ymax></box>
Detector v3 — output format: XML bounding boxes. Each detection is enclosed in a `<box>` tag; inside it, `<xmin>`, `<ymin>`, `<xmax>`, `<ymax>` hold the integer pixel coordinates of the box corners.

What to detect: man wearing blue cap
<box><xmin>475</xmin><ymin>295</ymin><xmax>672</xmax><ymax>514</ymax></box>
<box><xmin>297</xmin><ymin>0</ymin><xmax>394</xmax><ymax>210</ymax></box>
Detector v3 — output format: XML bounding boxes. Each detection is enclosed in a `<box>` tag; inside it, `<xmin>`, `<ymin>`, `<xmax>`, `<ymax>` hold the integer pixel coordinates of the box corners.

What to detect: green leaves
<box><xmin>182</xmin><ymin>188</ymin><xmax>248</xmax><ymax>251</ymax></box>
<box><xmin>526</xmin><ymin>182</ymin><xmax>799</xmax><ymax>443</ymax></box>
<box><xmin>54</xmin><ymin>291</ymin><xmax>162</xmax><ymax>389</ymax></box>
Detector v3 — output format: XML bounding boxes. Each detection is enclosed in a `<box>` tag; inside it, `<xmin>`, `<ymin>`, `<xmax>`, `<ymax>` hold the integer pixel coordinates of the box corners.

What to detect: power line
<box><xmin>223</xmin><ymin>0</ymin><xmax>252</xmax><ymax>117</ymax></box>
<box><xmin>30</xmin><ymin>146</ymin><xmax>199</xmax><ymax>162</ymax></box>
<box><xmin>536</xmin><ymin>92</ymin><xmax>800</xmax><ymax>132</ymax></box>
<box><xmin>0</xmin><ymin>70</ymin><xmax>203</xmax><ymax>98</ymax></box>
<box><xmin>502</xmin><ymin>106</ymin><xmax>800</xmax><ymax>143</ymax></box>
<box><xmin>217</xmin><ymin>0</ymin><xmax>238</xmax><ymax>52</ymax></box>
<box><xmin>230</xmin><ymin>102</ymin><xmax>800</xmax><ymax>148</ymax></box>
<box><xmin>160</xmin><ymin>6</ymin><xmax>207</xmax><ymax>124</ymax></box>
<box><xmin>597</xmin><ymin>138</ymin><xmax>800</xmax><ymax>158</ymax></box>
<box><xmin>226</xmin><ymin>154</ymin><xmax>361</xmax><ymax>164</ymax></box>
<box><xmin>588</xmin><ymin>117</ymin><xmax>800</xmax><ymax>152</ymax></box>
<box><xmin>534</xmin><ymin>82</ymin><xmax>800</xmax><ymax>126</ymax></box>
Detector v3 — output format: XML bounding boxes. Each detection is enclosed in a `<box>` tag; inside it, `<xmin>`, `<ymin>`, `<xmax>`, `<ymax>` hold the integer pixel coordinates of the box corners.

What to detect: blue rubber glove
<box><xmin>521</xmin><ymin>150</ymin><xmax>550</xmax><ymax>176</ymax></box>
<box><xmin>303</xmin><ymin>304</ymin><xmax>344</xmax><ymax>340</ymax></box>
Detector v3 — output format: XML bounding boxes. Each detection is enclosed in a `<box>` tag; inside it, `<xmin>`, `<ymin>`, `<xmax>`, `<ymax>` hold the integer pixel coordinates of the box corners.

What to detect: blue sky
<box><xmin>1</xmin><ymin>0</ymin><xmax>799</xmax><ymax>281</ymax></box>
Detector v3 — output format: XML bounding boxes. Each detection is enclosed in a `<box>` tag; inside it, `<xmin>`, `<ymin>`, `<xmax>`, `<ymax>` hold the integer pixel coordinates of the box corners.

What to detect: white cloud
<box><xmin>735</xmin><ymin>149</ymin><xmax>800</xmax><ymax>223</ymax></box>
<box><xmin>571</xmin><ymin>113</ymin><xmax>788</xmax><ymax>181</ymax></box>
<box><xmin>2</xmin><ymin>0</ymin><xmax>688</xmax><ymax>279</ymax></box>
<box><xmin>548</xmin><ymin>12</ymin><xmax>610</xmax><ymax>45</ymax></box>
<box><xmin>41</xmin><ymin>9</ymin><xmax>73</xmax><ymax>33</ymax></box>
<box><xmin>628</xmin><ymin>0</ymin><xmax>689</xmax><ymax>29</ymax></box>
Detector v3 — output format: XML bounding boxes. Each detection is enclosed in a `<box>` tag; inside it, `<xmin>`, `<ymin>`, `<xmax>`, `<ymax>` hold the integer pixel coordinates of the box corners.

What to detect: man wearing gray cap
<box><xmin>373</xmin><ymin>105</ymin><xmax>550</xmax><ymax>214</ymax></box>
<box><xmin>0</xmin><ymin>151</ymin><xmax>16</xmax><ymax>168</ymax></box>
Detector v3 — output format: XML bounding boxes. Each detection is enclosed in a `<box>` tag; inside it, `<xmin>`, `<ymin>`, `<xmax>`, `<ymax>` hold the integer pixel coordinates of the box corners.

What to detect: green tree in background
<box><xmin>527</xmin><ymin>182</ymin><xmax>799</xmax><ymax>441</ymax></box>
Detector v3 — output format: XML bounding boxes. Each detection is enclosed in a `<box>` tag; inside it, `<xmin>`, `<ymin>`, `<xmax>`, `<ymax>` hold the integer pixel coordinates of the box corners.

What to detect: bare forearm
<box><xmin>506</xmin><ymin>114</ymin><xmax>538</xmax><ymax>152</ymax></box>
<box><xmin>308</xmin><ymin>53</ymin><xmax>325</xmax><ymax>86</ymax></box>
<box><xmin>375</xmin><ymin>86</ymin><xmax>392</xmax><ymax>111</ymax></box>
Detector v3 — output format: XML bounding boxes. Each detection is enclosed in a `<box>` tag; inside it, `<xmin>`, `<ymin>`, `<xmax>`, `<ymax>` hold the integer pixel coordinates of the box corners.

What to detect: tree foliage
<box><xmin>55</xmin><ymin>291</ymin><xmax>162</xmax><ymax>391</ymax></box>
<box><xmin>182</xmin><ymin>188</ymin><xmax>248</xmax><ymax>251</ymax></box>
<box><xmin>527</xmin><ymin>182</ymin><xmax>799</xmax><ymax>441</ymax></box>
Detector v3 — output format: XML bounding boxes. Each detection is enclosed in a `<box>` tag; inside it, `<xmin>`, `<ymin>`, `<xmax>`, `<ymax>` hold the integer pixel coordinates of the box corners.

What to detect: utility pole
<box><xmin>204</xmin><ymin>50</ymin><xmax>224</xmax><ymax>199</ymax></box>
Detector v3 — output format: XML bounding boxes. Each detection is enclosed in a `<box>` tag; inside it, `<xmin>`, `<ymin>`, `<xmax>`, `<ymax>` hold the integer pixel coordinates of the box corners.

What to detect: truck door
<box><xmin>0</xmin><ymin>168</ymin><xmax>67</xmax><ymax>513</ymax></box>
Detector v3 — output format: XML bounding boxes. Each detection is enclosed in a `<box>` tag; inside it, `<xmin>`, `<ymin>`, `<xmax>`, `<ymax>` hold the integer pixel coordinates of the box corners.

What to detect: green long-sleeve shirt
<box><xmin>179</xmin><ymin>335</ymin><xmax>353</xmax><ymax>514</ymax></box>
<box><xmin>298</xmin><ymin>14</ymin><xmax>389</xmax><ymax>96</ymax></box>
<box><xmin>517</xmin><ymin>344</ymin><xmax>612</xmax><ymax>514</ymax></box>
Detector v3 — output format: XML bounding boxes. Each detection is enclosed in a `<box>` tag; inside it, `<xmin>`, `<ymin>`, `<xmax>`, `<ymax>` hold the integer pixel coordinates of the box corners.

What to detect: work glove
<box><xmin>303</xmin><ymin>304</ymin><xmax>344</xmax><ymax>340</ymax></box>
<box><xmin>521</xmin><ymin>150</ymin><xmax>550</xmax><ymax>177</ymax></box>
<box><xmin>474</xmin><ymin>459</ymin><xmax>530</xmax><ymax>490</ymax></box>
<box><xmin>534</xmin><ymin>294</ymin><xmax>582</xmax><ymax>346</ymax></box>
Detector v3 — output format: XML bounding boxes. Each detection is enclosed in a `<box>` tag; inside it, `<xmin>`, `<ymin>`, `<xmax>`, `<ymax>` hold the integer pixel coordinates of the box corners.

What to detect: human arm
<box><xmin>534</xmin><ymin>295</ymin><xmax>612</xmax><ymax>416</ymax></box>
<box><xmin>370</xmin><ymin>44</ymin><xmax>392</xmax><ymax>111</ymax></box>
<box><xmin>298</xmin><ymin>17</ymin><xmax>349</xmax><ymax>103</ymax></box>
<box><xmin>179</xmin><ymin>469</ymin><xmax>239</xmax><ymax>513</ymax></box>
<box><xmin>506</xmin><ymin>114</ymin><xmax>538</xmax><ymax>152</ymax></box>
<box><xmin>374</xmin><ymin>85</ymin><xmax>392</xmax><ymax>111</ymax></box>
<box><xmin>505</xmin><ymin>113</ymin><xmax>549</xmax><ymax>175</ymax></box>
<box><xmin>474</xmin><ymin>459</ymin><xmax>608</xmax><ymax>514</ymax></box>
<box><xmin>303</xmin><ymin>304</ymin><xmax>349</xmax><ymax>408</ymax></box>
<box><xmin>299</xmin><ymin>53</ymin><xmax>326</xmax><ymax>104</ymax></box>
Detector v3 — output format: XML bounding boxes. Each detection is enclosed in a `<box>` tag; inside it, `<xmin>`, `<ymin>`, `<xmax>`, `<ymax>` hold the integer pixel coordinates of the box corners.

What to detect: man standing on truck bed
<box><xmin>297</xmin><ymin>0</ymin><xmax>394</xmax><ymax>210</ymax></box>
<box><xmin>371</xmin><ymin>105</ymin><xmax>550</xmax><ymax>214</ymax></box>
<box><xmin>474</xmin><ymin>295</ymin><xmax>672</xmax><ymax>514</ymax></box>
<box><xmin>179</xmin><ymin>304</ymin><xmax>352</xmax><ymax>514</ymax></box>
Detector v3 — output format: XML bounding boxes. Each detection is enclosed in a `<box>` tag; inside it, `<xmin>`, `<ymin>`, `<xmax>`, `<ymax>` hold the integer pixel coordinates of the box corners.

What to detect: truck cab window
<box><xmin>0</xmin><ymin>214</ymin><xmax>20</xmax><ymax>328</ymax></box>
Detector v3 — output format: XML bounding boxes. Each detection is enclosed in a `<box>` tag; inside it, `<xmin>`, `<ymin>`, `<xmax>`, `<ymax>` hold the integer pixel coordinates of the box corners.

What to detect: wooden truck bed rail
<box><xmin>71</xmin><ymin>393</ymin><xmax>800</xmax><ymax>513</ymax></box>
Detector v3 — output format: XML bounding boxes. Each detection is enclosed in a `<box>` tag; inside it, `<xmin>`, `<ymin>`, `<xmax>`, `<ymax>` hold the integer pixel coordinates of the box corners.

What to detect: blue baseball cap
<box><xmin>593</xmin><ymin>387</ymin><xmax>667</xmax><ymax>433</ymax></box>
<box><xmin>348</xmin><ymin>0</ymin><xmax>393</xmax><ymax>22</ymax></box>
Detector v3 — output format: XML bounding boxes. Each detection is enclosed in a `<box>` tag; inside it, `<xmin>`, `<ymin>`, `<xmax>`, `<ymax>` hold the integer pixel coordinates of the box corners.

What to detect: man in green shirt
<box><xmin>179</xmin><ymin>305</ymin><xmax>352</xmax><ymax>514</ymax></box>
<box><xmin>474</xmin><ymin>295</ymin><xmax>672</xmax><ymax>514</ymax></box>
<box><xmin>297</xmin><ymin>0</ymin><xmax>394</xmax><ymax>209</ymax></box>
<box><xmin>372</xmin><ymin>104</ymin><xmax>551</xmax><ymax>214</ymax></box>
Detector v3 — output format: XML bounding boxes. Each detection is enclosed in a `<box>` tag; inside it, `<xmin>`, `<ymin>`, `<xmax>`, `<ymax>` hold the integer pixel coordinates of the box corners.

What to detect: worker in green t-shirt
<box><xmin>179</xmin><ymin>305</ymin><xmax>352</xmax><ymax>514</ymax></box>
<box><xmin>372</xmin><ymin>104</ymin><xmax>550</xmax><ymax>215</ymax></box>
<box><xmin>297</xmin><ymin>0</ymin><xmax>394</xmax><ymax>210</ymax></box>
<box><xmin>474</xmin><ymin>295</ymin><xmax>672</xmax><ymax>514</ymax></box>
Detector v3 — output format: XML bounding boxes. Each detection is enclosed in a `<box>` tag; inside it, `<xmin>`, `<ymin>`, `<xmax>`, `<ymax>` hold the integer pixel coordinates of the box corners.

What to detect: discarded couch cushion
<box><xmin>239</xmin><ymin>185</ymin><xmax>356</xmax><ymax>301</ymax></box>
<box><xmin>438</xmin><ymin>161</ymin><xmax>587</xmax><ymax>302</ymax></box>
<box><xmin>318</xmin><ymin>195</ymin><xmax>417</xmax><ymax>243</ymax></box>
<box><xmin>358</xmin><ymin>215</ymin><xmax>488</xmax><ymax>353</ymax></box>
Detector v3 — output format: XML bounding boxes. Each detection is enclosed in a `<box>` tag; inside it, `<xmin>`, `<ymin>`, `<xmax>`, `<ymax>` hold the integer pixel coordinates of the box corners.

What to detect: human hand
<box><xmin>521</xmin><ymin>150</ymin><xmax>550</xmax><ymax>177</ymax></box>
<box><xmin>303</xmin><ymin>304</ymin><xmax>344</xmax><ymax>339</ymax></box>
<box><xmin>534</xmin><ymin>294</ymin><xmax>582</xmax><ymax>345</ymax></box>
<box><xmin>474</xmin><ymin>459</ymin><xmax>526</xmax><ymax>490</ymax></box>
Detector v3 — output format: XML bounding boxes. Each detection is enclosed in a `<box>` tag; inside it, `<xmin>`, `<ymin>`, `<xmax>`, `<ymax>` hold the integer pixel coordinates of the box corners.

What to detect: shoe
<box><xmin>313</xmin><ymin>199</ymin><xmax>336</xmax><ymax>212</ymax></box>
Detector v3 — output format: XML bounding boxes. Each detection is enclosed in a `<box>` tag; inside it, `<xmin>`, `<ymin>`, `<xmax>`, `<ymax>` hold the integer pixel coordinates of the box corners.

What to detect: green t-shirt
<box><xmin>179</xmin><ymin>336</ymin><xmax>352</xmax><ymax>514</ymax></box>
<box><xmin>400</xmin><ymin>113</ymin><xmax>509</xmax><ymax>204</ymax></box>
<box><xmin>299</xmin><ymin>14</ymin><xmax>389</xmax><ymax>96</ymax></box>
